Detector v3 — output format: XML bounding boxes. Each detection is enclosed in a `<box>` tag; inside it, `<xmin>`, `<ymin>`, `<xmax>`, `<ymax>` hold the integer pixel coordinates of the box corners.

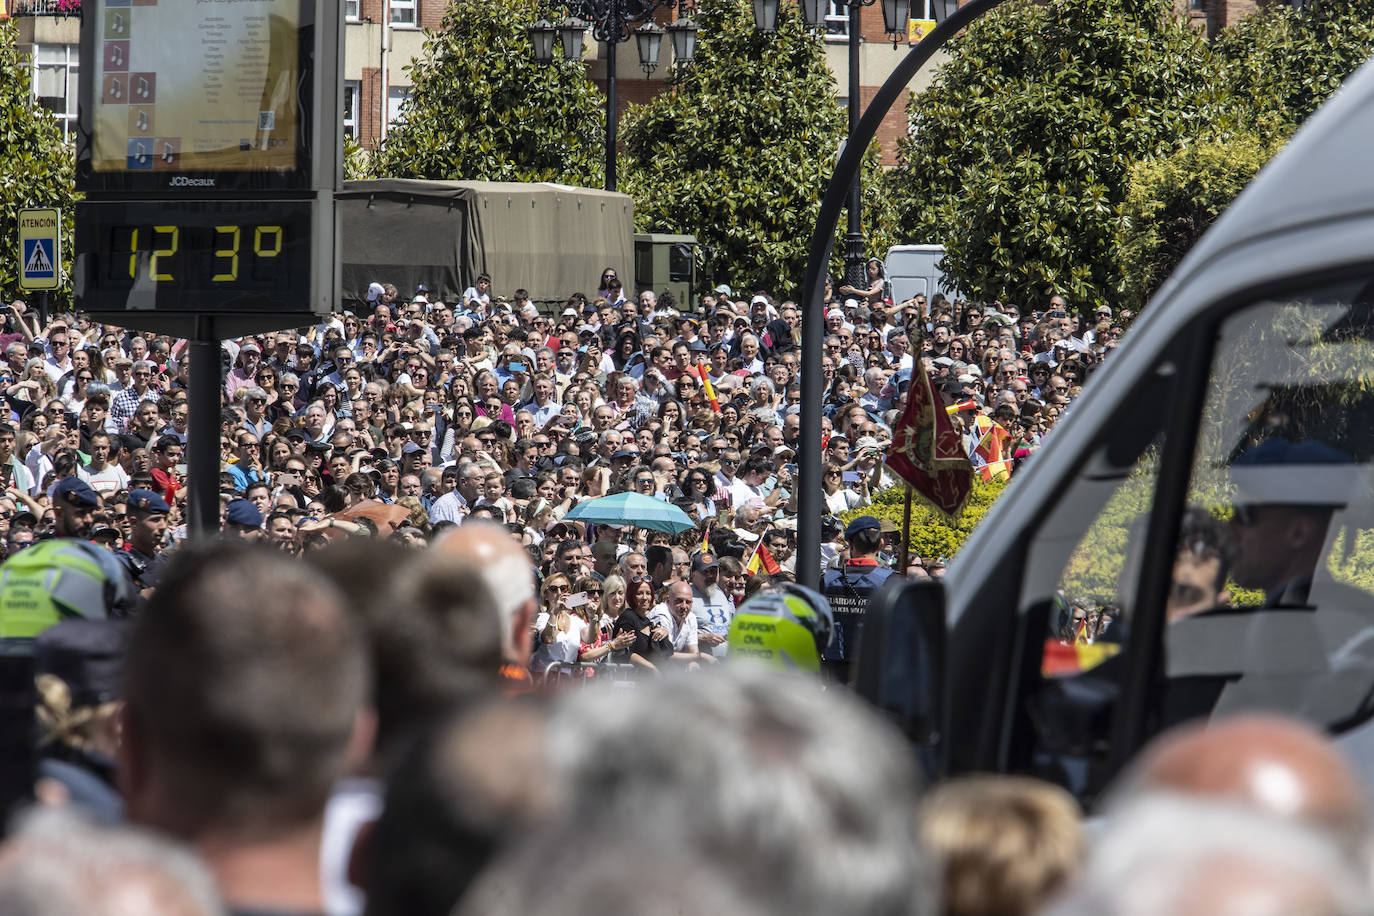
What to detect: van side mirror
<box><xmin>850</xmin><ymin>579</ymin><xmax>947</xmax><ymax>781</ymax></box>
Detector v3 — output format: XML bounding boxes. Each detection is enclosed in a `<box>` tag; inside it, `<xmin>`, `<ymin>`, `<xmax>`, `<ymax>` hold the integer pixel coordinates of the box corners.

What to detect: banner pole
<box><xmin>898</xmin><ymin>486</ymin><xmax>913</xmax><ymax>575</ymax></box>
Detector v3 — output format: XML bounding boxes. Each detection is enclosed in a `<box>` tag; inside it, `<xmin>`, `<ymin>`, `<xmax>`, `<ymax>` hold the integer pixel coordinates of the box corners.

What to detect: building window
<box><xmin>390</xmin><ymin>0</ymin><xmax>416</xmax><ymax>27</ymax></box>
<box><xmin>825</xmin><ymin>0</ymin><xmax>849</xmax><ymax>38</ymax></box>
<box><xmin>343</xmin><ymin>81</ymin><xmax>360</xmax><ymax>138</ymax></box>
<box><xmin>388</xmin><ymin>86</ymin><xmax>411</xmax><ymax>126</ymax></box>
<box><xmin>32</xmin><ymin>44</ymin><xmax>79</xmax><ymax>143</ymax></box>
<box><xmin>345</xmin><ymin>0</ymin><xmax>361</xmax><ymax>21</ymax></box>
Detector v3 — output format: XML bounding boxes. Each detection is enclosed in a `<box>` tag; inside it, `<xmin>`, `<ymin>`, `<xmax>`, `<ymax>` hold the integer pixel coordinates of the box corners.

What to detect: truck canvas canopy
<box><xmin>336</xmin><ymin>179</ymin><xmax>635</xmax><ymax>307</ymax></box>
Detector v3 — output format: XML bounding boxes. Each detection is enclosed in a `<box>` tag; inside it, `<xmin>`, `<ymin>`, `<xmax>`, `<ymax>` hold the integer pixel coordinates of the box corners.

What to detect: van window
<box><xmin>1008</xmin><ymin>356</ymin><xmax>1181</xmax><ymax>797</ymax></box>
<box><xmin>1160</xmin><ymin>283</ymin><xmax>1374</xmax><ymax>733</ymax></box>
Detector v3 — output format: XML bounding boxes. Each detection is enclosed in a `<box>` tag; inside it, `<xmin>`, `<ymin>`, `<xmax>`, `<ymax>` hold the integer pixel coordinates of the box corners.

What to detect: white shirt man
<box><xmin>85</xmin><ymin>432</ymin><xmax>129</xmax><ymax>496</ymax></box>
<box><xmin>688</xmin><ymin>555</ymin><xmax>733</xmax><ymax>657</ymax></box>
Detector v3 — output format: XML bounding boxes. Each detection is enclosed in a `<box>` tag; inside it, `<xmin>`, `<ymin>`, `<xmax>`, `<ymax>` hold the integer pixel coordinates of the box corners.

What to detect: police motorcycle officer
<box><xmin>726</xmin><ymin>583</ymin><xmax>836</xmax><ymax>674</ymax></box>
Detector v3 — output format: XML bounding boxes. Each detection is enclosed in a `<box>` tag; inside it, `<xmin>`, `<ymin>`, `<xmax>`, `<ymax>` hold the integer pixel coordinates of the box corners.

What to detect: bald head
<box><xmin>1124</xmin><ymin>715</ymin><xmax>1370</xmax><ymax>855</ymax></box>
<box><xmin>434</xmin><ymin>521</ymin><xmax>537</xmax><ymax>664</ymax></box>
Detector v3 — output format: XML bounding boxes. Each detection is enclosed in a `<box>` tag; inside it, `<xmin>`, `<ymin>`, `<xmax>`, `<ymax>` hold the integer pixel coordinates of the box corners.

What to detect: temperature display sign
<box><xmin>74</xmin><ymin>199</ymin><xmax>313</xmax><ymax>313</ymax></box>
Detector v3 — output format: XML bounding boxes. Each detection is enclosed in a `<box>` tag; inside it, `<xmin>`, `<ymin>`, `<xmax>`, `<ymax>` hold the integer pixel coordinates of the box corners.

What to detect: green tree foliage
<box><xmin>621</xmin><ymin>0</ymin><xmax>891</xmax><ymax>296</ymax></box>
<box><xmin>369</xmin><ymin>0</ymin><xmax>606</xmax><ymax>185</ymax></box>
<box><xmin>840</xmin><ymin>477</ymin><xmax>1006</xmax><ymax>562</ymax></box>
<box><xmin>1216</xmin><ymin>0</ymin><xmax>1374</xmax><ymax>137</ymax></box>
<box><xmin>1112</xmin><ymin>0</ymin><xmax>1374</xmax><ymax>314</ymax></box>
<box><xmin>886</xmin><ymin>0</ymin><xmax>1219</xmax><ymax>312</ymax></box>
<box><xmin>1116</xmin><ymin>134</ymin><xmax>1278</xmax><ymax>312</ymax></box>
<box><xmin>0</xmin><ymin>19</ymin><xmax>77</xmax><ymax>307</ymax></box>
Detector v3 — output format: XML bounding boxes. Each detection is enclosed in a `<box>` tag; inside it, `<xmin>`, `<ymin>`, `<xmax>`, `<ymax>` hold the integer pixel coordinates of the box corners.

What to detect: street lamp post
<box><xmin>795</xmin><ymin>0</ymin><xmax>997</xmax><ymax>592</ymax></box>
<box><xmin>529</xmin><ymin>0</ymin><xmax>699</xmax><ymax>192</ymax></box>
<box><xmin>794</xmin><ymin>0</ymin><xmax>911</xmax><ymax>288</ymax></box>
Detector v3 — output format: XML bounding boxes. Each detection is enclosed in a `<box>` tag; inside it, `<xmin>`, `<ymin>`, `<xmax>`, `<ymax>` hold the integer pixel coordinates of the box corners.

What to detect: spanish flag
<box><xmin>697</xmin><ymin>362</ymin><xmax>721</xmax><ymax>414</ymax></box>
<box><xmin>746</xmin><ymin>541</ymin><xmax>782</xmax><ymax>576</ymax></box>
<box><xmin>700</xmin><ymin>521</ymin><xmax>712</xmax><ymax>555</ymax></box>
<box><xmin>972</xmin><ymin>414</ymin><xmax>1013</xmax><ymax>481</ymax></box>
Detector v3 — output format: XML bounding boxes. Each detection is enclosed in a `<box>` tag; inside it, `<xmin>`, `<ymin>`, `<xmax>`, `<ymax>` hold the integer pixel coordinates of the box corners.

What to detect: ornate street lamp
<box><xmin>558</xmin><ymin>16</ymin><xmax>589</xmax><ymax>60</ymax></box>
<box><xmin>797</xmin><ymin>0</ymin><xmax>827</xmax><ymax>29</ymax></box>
<box><xmin>753</xmin><ymin>0</ymin><xmax>780</xmax><ymax>32</ymax></box>
<box><xmin>527</xmin><ymin>18</ymin><xmax>558</xmax><ymax>64</ymax></box>
<box><xmin>529</xmin><ymin>0</ymin><xmax>707</xmax><ymax>191</ymax></box>
<box><xmin>635</xmin><ymin>21</ymin><xmax>665</xmax><ymax>75</ymax></box>
<box><xmin>931</xmin><ymin>0</ymin><xmax>959</xmax><ymax>20</ymax></box>
<box><xmin>667</xmin><ymin>14</ymin><xmax>698</xmax><ymax>65</ymax></box>
<box><xmin>881</xmin><ymin>0</ymin><xmax>910</xmax><ymax>46</ymax></box>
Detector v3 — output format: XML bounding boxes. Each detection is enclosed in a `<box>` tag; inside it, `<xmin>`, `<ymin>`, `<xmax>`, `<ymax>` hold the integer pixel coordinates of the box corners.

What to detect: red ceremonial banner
<box><xmin>885</xmin><ymin>366</ymin><xmax>973</xmax><ymax>517</ymax></box>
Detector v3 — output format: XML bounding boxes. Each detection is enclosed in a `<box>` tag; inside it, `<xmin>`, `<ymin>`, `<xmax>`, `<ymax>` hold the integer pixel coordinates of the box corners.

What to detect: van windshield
<box><xmin>1019</xmin><ymin>278</ymin><xmax>1374</xmax><ymax>798</ymax></box>
<box><xmin>1163</xmin><ymin>285</ymin><xmax>1374</xmax><ymax>730</ymax></box>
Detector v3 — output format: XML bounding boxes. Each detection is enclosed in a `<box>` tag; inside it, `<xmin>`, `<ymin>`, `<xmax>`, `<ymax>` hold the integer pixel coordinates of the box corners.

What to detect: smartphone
<box><xmin>565</xmin><ymin>592</ymin><xmax>590</xmax><ymax>608</ymax></box>
<box><xmin>784</xmin><ymin>463</ymin><xmax>798</xmax><ymax>475</ymax></box>
<box><xmin>842</xmin><ymin>471</ymin><xmax>861</xmax><ymax>483</ymax></box>
<box><xmin>509</xmin><ymin>361</ymin><xmax>526</xmax><ymax>372</ymax></box>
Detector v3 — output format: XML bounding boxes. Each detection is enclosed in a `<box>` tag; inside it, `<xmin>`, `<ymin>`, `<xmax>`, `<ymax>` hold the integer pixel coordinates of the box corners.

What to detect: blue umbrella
<box><xmin>563</xmin><ymin>491</ymin><xmax>695</xmax><ymax>535</ymax></box>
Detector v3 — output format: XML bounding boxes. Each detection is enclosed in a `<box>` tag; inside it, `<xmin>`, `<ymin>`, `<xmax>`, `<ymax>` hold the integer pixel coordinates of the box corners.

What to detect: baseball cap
<box><xmin>54</xmin><ymin>477</ymin><xmax>100</xmax><ymax>508</ymax></box>
<box><xmin>691</xmin><ymin>552</ymin><xmax>719</xmax><ymax>571</ymax></box>
<box><xmin>224</xmin><ymin>498</ymin><xmax>263</xmax><ymax>528</ymax></box>
<box><xmin>843</xmin><ymin>515</ymin><xmax>881</xmax><ymax>539</ymax></box>
<box><xmin>127</xmin><ymin>488</ymin><xmax>170</xmax><ymax>514</ymax></box>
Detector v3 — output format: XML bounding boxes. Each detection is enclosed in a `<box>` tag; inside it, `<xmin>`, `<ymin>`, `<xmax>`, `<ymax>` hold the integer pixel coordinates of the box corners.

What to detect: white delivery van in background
<box><xmin>854</xmin><ymin>55</ymin><xmax>1374</xmax><ymax>801</ymax></box>
<box><xmin>884</xmin><ymin>244</ymin><xmax>959</xmax><ymax>304</ymax></box>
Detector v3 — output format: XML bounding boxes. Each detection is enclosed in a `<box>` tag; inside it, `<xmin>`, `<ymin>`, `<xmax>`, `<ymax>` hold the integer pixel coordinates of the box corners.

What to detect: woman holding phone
<box><xmin>573</xmin><ymin>576</ymin><xmax>634</xmax><ymax>664</ymax></box>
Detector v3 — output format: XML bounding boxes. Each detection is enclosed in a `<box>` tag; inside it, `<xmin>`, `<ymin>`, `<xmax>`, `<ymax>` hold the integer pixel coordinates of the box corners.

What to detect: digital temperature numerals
<box><xmin>107</xmin><ymin>223</ymin><xmax>287</xmax><ymax>287</ymax></box>
<box><xmin>75</xmin><ymin>198</ymin><xmax>314</xmax><ymax>313</ymax></box>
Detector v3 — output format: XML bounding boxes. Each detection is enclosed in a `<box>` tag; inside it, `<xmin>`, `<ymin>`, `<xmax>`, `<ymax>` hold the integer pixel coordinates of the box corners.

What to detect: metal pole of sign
<box><xmin>37</xmin><ymin>291</ymin><xmax>48</xmax><ymax>329</ymax></box>
<box><xmin>796</xmin><ymin>0</ymin><xmax>1007</xmax><ymax>591</ymax></box>
<box><xmin>187</xmin><ymin>315</ymin><xmax>221</xmax><ymax>539</ymax></box>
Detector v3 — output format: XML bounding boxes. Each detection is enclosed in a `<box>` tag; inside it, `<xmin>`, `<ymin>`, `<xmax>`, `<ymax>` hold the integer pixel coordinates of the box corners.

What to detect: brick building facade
<box><xmin>342</xmin><ymin>0</ymin><xmax>1268</xmax><ymax>163</ymax></box>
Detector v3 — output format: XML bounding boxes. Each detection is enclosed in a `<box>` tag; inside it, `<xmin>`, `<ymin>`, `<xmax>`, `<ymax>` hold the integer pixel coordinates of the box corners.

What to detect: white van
<box><xmin>883</xmin><ymin>244</ymin><xmax>959</xmax><ymax>304</ymax></box>
<box><xmin>857</xmin><ymin>55</ymin><xmax>1374</xmax><ymax>799</ymax></box>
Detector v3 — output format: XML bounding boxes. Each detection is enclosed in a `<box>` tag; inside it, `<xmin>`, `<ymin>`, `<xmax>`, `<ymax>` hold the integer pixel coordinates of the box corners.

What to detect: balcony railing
<box><xmin>5</xmin><ymin>0</ymin><xmax>81</xmax><ymax>15</ymax></box>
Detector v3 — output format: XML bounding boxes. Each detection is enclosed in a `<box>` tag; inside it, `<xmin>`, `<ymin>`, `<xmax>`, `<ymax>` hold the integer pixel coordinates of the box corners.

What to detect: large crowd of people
<box><xmin>0</xmin><ymin>266</ymin><xmax>1124</xmax><ymax>652</ymax></box>
<box><xmin>0</xmin><ymin>270</ymin><xmax>1370</xmax><ymax>916</ymax></box>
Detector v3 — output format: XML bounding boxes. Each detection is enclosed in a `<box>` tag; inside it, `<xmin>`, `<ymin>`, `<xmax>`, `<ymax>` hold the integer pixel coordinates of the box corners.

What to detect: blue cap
<box><xmin>127</xmin><ymin>488</ymin><xmax>170</xmax><ymax>514</ymax></box>
<box><xmin>54</xmin><ymin>477</ymin><xmax>100</xmax><ymax>508</ymax></box>
<box><xmin>844</xmin><ymin>515</ymin><xmax>882</xmax><ymax>539</ymax></box>
<box><xmin>401</xmin><ymin>441</ymin><xmax>424</xmax><ymax>455</ymax></box>
<box><xmin>224</xmin><ymin>498</ymin><xmax>263</xmax><ymax>528</ymax></box>
<box><xmin>1232</xmin><ymin>438</ymin><xmax>1353</xmax><ymax>467</ymax></box>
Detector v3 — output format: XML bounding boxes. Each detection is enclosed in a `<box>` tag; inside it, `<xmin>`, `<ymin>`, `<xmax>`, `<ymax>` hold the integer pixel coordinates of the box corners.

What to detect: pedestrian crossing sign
<box><xmin>18</xmin><ymin>208</ymin><xmax>61</xmax><ymax>291</ymax></box>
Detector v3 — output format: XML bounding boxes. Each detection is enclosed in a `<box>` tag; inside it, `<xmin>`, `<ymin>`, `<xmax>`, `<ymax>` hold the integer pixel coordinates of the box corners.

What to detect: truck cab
<box><xmin>864</xmin><ymin>57</ymin><xmax>1374</xmax><ymax>801</ymax></box>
